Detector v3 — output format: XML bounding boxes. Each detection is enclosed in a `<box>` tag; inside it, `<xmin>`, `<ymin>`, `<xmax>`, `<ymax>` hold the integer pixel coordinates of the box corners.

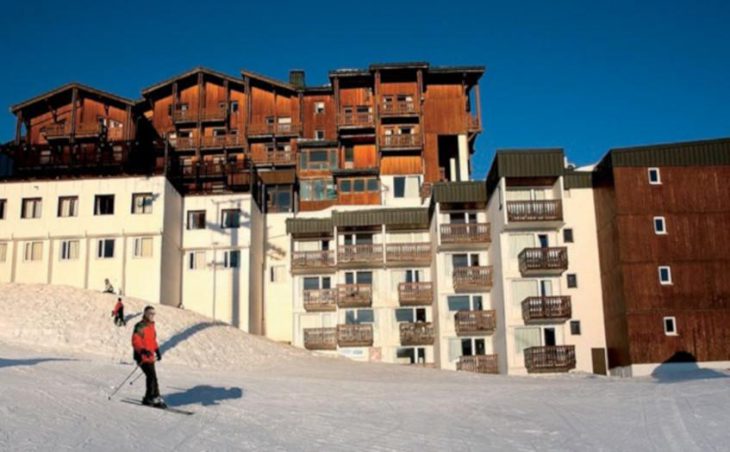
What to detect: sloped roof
<box><xmin>11</xmin><ymin>82</ymin><xmax>136</xmax><ymax>113</ymax></box>
<box><xmin>432</xmin><ymin>181</ymin><xmax>487</xmax><ymax>203</ymax></box>
<box><xmin>141</xmin><ymin>67</ymin><xmax>244</xmax><ymax>96</ymax></box>
<box><xmin>286</xmin><ymin>218</ymin><xmax>333</xmax><ymax>235</ymax></box>
<box><xmin>601</xmin><ymin>137</ymin><xmax>730</xmax><ymax>167</ymax></box>
<box><xmin>240</xmin><ymin>70</ymin><xmax>297</xmax><ymax>92</ymax></box>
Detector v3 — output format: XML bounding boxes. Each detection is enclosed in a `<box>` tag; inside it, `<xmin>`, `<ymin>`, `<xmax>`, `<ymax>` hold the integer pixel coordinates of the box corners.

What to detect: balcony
<box><xmin>247</xmin><ymin>122</ymin><xmax>302</xmax><ymax>137</ymax></box>
<box><xmin>336</xmin><ymin>284</ymin><xmax>372</xmax><ymax>308</ymax></box>
<box><xmin>337</xmin><ymin>324</ymin><xmax>373</xmax><ymax>347</ymax></box>
<box><xmin>467</xmin><ymin>115</ymin><xmax>481</xmax><ymax>132</ymax></box>
<box><xmin>524</xmin><ymin>345</ymin><xmax>576</xmax><ymax>373</ymax></box>
<box><xmin>454</xmin><ymin>310</ymin><xmax>497</xmax><ymax>336</ymax></box>
<box><xmin>380</xmin><ymin>99</ymin><xmax>419</xmax><ymax>116</ymax></box>
<box><xmin>303</xmin><ymin>289</ymin><xmax>337</xmax><ymax>312</ymax></box>
<box><xmin>521</xmin><ymin>296</ymin><xmax>572</xmax><ymax>324</ymax></box>
<box><xmin>457</xmin><ymin>354</ymin><xmax>498</xmax><ymax>374</ymax></box>
<box><xmin>452</xmin><ymin>266</ymin><xmax>493</xmax><ymax>292</ymax></box>
<box><xmin>251</xmin><ymin>151</ymin><xmax>296</xmax><ymax>166</ymax></box>
<box><xmin>518</xmin><ymin>247</ymin><xmax>568</xmax><ymax>276</ymax></box>
<box><xmin>506</xmin><ymin>200</ymin><xmax>563</xmax><ymax>223</ymax></box>
<box><xmin>399</xmin><ymin>322</ymin><xmax>435</xmax><ymax>346</ymax></box>
<box><xmin>200</xmin><ymin>135</ymin><xmax>246</xmax><ymax>149</ymax></box>
<box><xmin>385</xmin><ymin>243</ymin><xmax>431</xmax><ymax>266</ymax></box>
<box><xmin>303</xmin><ymin>328</ymin><xmax>337</xmax><ymax>351</ymax></box>
<box><xmin>43</xmin><ymin>123</ymin><xmax>72</xmax><ymax>139</ymax></box>
<box><xmin>172</xmin><ymin>106</ymin><xmax>227</xmax><ymax>124</ymax></box>
<box><xmin>439</xmin><ymin>223</ymin><xmax>490</xmax><ymax>247</ymax></box>
<box><xmin>291</xmin><ymin>250</ymin><xmax>336</xmax><ymax>273</ymax></box>
<box><xmin>398</xmin><ymin>282</ymin><xmax>433</xmax><ymax>306</ymax></box>
<box><xmin>172</xmin><ymin>137</ymin><xmax>197</xmax><ymax>150</ymax></box>
<box><xmin>339</xmin><ymin>109</ymin><xmax>374</xmax><ymax>128</ymax></box>
<box><xmin>338</xmin><ymin>244</ymin><xmax>383</xmax><ymax>267</ymax></box>
<box><xmin>380</xmin><ymin>134</ymin><xmax>421</xmax><ymax>150</ymax></box>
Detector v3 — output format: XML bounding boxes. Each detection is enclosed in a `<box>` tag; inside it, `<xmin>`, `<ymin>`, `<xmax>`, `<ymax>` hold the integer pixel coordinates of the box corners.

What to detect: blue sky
<box><xmin>1</xmin><ymin>0</ymin><xmax>728</xmax><ymax>178</ymax></box>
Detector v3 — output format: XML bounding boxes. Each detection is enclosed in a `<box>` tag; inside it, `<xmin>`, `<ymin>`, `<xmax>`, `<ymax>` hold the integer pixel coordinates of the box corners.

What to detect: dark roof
<box><xmin>296</xmin><ymin>139</ymin><xmax>339</xmax><ymax>148</ymax></box>
<box><xmin>240</xmin><ymin>70</ymin><xmax>297</xmax><ymax>92</ymax></box>
<box><xmin>302</xmin><ymin>85</ymin><xmax>333</xmax><ymax>93</ymax></box>
<box><xmin>333</xmin><ymin>208</ymin><xmax>430</xmax><ymax>229</ymax></box>
<box><xmin>600</xmin><ymin>137</ymin><xmax>730</xmax><ymax>168</ymax></box>
<box><xmin>486</xmin><ymin>149</ymin><xmax>565</xmax><ymax>196</ymax></box>
<box><xmin>329</xmin><ymin>62</ymin><xmax>485</xmax><ymax>79</ymax></box>
<box><xmin>429</xmin><ymin>65</ymin><xmax>486</xmax><ymax>74</ymax></box>
<box><xmin>563</xmin><ymin>171</ymin><xmax>594</xmax><ymax>189</ymax></box>
<box><xmin>141</xmin><ymin>67</ymin><xmax>244</xmax><ymax>96</ymax></box>
<box><xmin>432</xmin><ymin>181</ymin><xmax>487</xmax><ymax>203</ymax></box>
<box><xmin>369</xmin><ymin>62</ymin><xmax>430</xmax><ymax>71</ymax></box>
<box><xmin>328</xmin><ymin>68</ymin><xmax>372</xmax><ymax>78</ymax></box>
<box><xmin>286</xmin><ymin>218</ymin><xmax>333</xmax><ymax>235</ymax></box>
<box><xmin>11</xmin><ymin>82</ymin><xmax>136</xmax><ymax>113</ymax></box>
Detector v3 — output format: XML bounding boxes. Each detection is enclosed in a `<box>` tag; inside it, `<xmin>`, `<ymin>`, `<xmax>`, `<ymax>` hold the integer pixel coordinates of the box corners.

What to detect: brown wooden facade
<box><xmin>594</xmin><ymin>139</ymin><xmax>730</xmax><ymax>369</ymax></box>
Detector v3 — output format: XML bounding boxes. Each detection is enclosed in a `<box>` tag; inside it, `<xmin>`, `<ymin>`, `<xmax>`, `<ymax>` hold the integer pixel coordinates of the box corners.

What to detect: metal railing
<box><xmin>291</xmin><ymin>250</ymin><xmax>336</xmax><ymax>269</ymax></box>
<box><xmin>454</xmin><ymin>310</ymin><xmax>497</xmax><ymax>336</ymax></box>
<box><xmin>440</xmin><ymin>223</ymin><xmax>490</xmax><ymax>244</ymax></box>
<box><xmin>453</xmin><ymin>266</ymin><xmax>493</xmax><ymax>292</ymax></box>
<box><xmin>338</xmin><ymin>244</ymin><xmax>383</xmax><ymax>266</ymax></box>
<box><xmin>385</xmin><ymin>243</ymin><xmax>431</xmax><ymax>264</ymax></box>
<box><xmin>521</xmin><ymin>296</ymin><xmax>572</xmax><ymax>324</ymax></box>
<box><xmin>524</xmin><ymin>345</ymin><xmax>576</xmax><ymax>373</ymax></box>
<box><xmin>518</xmin><ymin>247</ymin><xmax>568</xmax><ymax>275</ymax></box>
<box><xmin>506</xmin><ymin>200</ymin><xmax>563</xmax><ymax>222</ymax></box>
<box><xmin>380</xmin><ymin>134</ymin><xmax>421</xmax><ymax>148</ymax></box>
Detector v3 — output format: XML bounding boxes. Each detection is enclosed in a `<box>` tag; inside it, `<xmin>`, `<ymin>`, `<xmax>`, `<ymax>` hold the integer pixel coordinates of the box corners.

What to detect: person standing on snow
<box><xmin>104</xmin><ymin>278</ymin><xmax>115</xmax><ymax>294</ymax></box>
<box><xmin>112</xmin><ymin>297</ymin><xmax>125</xmax><ymax>327</ymax></box>
<box><xmin>132</xmin><ymin>306</ymin><xmax>165</xmax><ymax>407</ymax></box>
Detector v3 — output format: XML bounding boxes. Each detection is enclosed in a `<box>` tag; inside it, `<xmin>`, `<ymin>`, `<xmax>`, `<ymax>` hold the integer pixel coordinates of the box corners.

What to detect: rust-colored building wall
<box><xmin>422</xmin><ymin>84</ymin><xmax>468</xmax><ymax>135</ymax></box>
<box><xmin>596</xmin><ymin>165</ymin><xmax>730</xmax><ymax>368</ymax></box>
<box><xmin>302</xmin><ymin>94</ymin><xmax>336</xmax><ymax>140</ymax></box>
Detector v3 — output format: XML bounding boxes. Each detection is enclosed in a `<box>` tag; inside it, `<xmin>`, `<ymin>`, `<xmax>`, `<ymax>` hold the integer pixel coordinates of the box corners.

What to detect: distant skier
<box><xmin>132</xmin><ymin>306</ymin><xmax>165</xmax><ymax>408</ymax></box>
<box><xmin>103</xmin><ymin>278</ymin><xmax>115</xmax><ymax>294</ymax></box>
<box><xmin>112</xmin><ymin>297</ymin><xmax>126</xmax><ymax>327</ymax></box>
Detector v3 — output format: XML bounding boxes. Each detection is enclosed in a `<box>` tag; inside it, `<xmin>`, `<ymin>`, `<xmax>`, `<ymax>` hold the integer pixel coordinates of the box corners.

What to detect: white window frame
<box><xmin>59</xmin><ymin>240</ymin><xmax>79</xmax><ymax>261</ymax></box>
<box><xmin>132</xmin><ymin>193</ymin><xmax>154</xmax><ymax>215</ymax></box>
<box><xmin>94</xmin><ymin>195</ymin><xmax>115</xmax><ymax>216</ymax></box>
<box><xmin>23</xmin><ymin>241</ymin><xmax>43</xmax><ymax>262</ymax></box>
<box><xmin>57</xmin><ymin>196</ymin><xmax>78</xmax><ymax>218</ymax></box>
<box><xmin>97</xmin><ymin>239</ymin><xmax>115</xmax><ymax>259</ymax></box>
<box><xmin>658</xmin><ymin>266</ymin><xmax>672</xmax><ymax>285</ymax></box>
<box><xmin>314</xmin><ymin>130</ymin><xmax>325</xmax><ymax>141</ymax></box>
<box><xmin>314</xmin><ymin>102</ymin><xmax>325</xmax><ymax>114</ymax></box>
<box><xmin>132</xmin><ymin>237</ymin><xmax>153</xmax><ymax>258</ymax></box>
<box><xmin>223</xmin><ymin>250</ymin><xmax>240</xmax><ymax>269</ymax></box>
<box><xmin>21</xmin><ymin>198</ymin><xmax>42</xmax><ymax>219</ymax></box>
<box><xmin>653</xmin><ymin>216</ymin><xmax>667</xmax><ymax>235</ymax></box>
<box><xmin>648</xmin><ymin>167</ymin><xmax>661</xmax><ymax>185</ymax></box>
<box><xmin>663</xmin><ymin>316</ymin><xmax>677</xmax><ymax>336</ymax></box>
<box><xmin>188</xmin><ymin>251</ymin><xmax>206</xmax><ymax>270</ymax></box>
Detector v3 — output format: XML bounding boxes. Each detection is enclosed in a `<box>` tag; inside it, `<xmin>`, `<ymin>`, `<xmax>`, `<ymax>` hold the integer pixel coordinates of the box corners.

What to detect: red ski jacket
<box><xmin>112</xmin><ymin>301</ymin><xmax>123</xmax><ymax>316</ymax></box>
<box><xmin>132</xmin><ymin>320</ymin><xmax>159</xmax><ymax>364</ymax></box>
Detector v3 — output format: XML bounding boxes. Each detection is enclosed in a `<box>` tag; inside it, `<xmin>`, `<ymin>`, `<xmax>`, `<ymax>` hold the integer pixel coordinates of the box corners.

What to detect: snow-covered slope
<box><xmin>1</xmin><ymin>283</ymin><xmax>729</xmax><ymax>451</ymax></box>
<box><xmin>0</xmin><ymin>283</ymin><xmax>307</xmax><ymax>370</ymax></box>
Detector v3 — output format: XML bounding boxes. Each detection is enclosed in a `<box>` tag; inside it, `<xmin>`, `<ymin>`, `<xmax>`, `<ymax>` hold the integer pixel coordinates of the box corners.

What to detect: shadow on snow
<box><xmin>164</xmin><ymin>385</ymin><xmax>244</xmax><ymax>407</ymax></box>
<box><xmin>652</xmin><ymin>351</ymin><xmax>729</xmax><ymax>383</ymax></box>
<box><xmin>159</xmin><ymin>322</ymin><xmax>221</xmax><ymax>355</ymax></box>
<box><xmin>0</xmin><ymin>357</ymin><xmax>76</xmax><ymax>369</ymax></box>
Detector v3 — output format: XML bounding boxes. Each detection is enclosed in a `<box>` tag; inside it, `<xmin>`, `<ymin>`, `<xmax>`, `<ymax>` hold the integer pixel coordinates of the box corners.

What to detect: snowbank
<box><xmin>0</xmin><ymin>283</ymin><xmax>307</xmax><ymax>370</ymax></box>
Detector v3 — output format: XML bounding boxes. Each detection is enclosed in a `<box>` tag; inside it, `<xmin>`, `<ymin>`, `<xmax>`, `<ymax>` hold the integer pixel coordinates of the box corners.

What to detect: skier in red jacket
<box><xmin>111</xmin><ymin>297</ymin><xmax>125</xmax><ymax>327</ymax></box>
<box><xmin>132</xmin><ymin>306</ymin><xmax>165</xmax><ymax>407</ymax></box>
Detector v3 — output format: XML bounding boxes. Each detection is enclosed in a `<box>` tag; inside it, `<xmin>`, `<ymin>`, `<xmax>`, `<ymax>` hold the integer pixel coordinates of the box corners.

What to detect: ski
<box><xmin>119</xmin><ymin>398</ymin><xmax>194</xmax><ymax>415</ymax></box>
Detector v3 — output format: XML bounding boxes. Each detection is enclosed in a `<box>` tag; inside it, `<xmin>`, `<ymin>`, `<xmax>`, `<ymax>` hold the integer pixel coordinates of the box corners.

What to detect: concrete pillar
<box><xmin>457</xmin><ymin>134</ymin><xmax>469</xmax><ymax>181</ymax></box>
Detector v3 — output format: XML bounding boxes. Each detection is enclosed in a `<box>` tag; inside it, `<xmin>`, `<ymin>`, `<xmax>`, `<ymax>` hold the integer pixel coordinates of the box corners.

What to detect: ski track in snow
<box><xmin>1</xmin><ymin>283</ymin><xmax>729</xmax><ymax>451</ymax></box>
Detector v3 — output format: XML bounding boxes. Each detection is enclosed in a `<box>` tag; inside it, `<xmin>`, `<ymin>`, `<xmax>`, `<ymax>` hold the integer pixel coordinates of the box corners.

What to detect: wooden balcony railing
<box><xmin>453</xmin><ymin>266</ymin><xmax>493</xmax><ymax>292</ymax></box>
<box><xmin>197</xmin><ymin>135</ymin><xmax>245</xmax><ymax>149</ymax></box>
<box><xmin>467</xmin><ymin>115</ymin><xmax>480</xmax><ymax>131</ymax></box>
<box><xmin>339</xmin><ymin>109</ymin><xmax>374</xmax><ymax>127</ymax></box>
<box><xmin>440</xmin><ymin>223</ymin><xmax>490</xmax><ymax>245</ymax></box>
<box><xmin>336</xmin><ymin>284</ymin><xmax>372</xmax><ymax>308</ymax></box>
<box><xmin>303</xmin><ymin>289</ymin><xmax>337</xmax><ymax>312</ymax></box>
<box><xmin>225</xmin><ymin>134</ymin><xmax>245</xmax><ymax>147</ymax></box>
<box><xmin>385</xmin><ymin>243</ymin><xmax>431</xmax><ymax>265</ymax></box>
<box><xmin>247</xmin><ymin>123</ymin><xmax>302</xmax><ymax>136</ymax></box>
<box><xmin>172</xmin><ymin>137</ymin><xmax>197</xmax><ymax>150</ymax></box>
<box><xmin>398</xmin><ymin>282</ymin><xmax>433</xmax><ymax>306</ymax></box>
<box><xmin>338</xmin><ymin>244</ymin><xmax>383</xmax><ymax>266</ymax></box>
<box><xmin>303</xmin><ymin>328</ymin><xmax>337</xmax><ymax>350</ymax></box>
<box><xmin>454</xmin><ymin>310</ymin><xmax>497</xmax><ymax>336</ymax></box>
<box><xmin>251</xmin><ymin>151</ymin><xmax>296</xmax><ymax>165</ymax></box>
<box><xmin>291</xmin><ymin>250</ymin><xmax>336</xmax><ymax>270</ymax></box>
<box><xmin>518</xmin><ymin>247</ymin><xmax>568</xmax><ymax>275</ymax></box>
<box><xmin>399</xmin><ymin>322</ymin><xmax>435</xmax><ymax>346</ymax></box>
<box><xmin>380</xmin><ymin>134</ymin><xmax>421</xmax><ymax>149</ymax></box>
<box><xmin>106</xmin><ymin>127</ymin><xmax>125</xmax><ymax>141</ymax></box>
<box><xmin>75</xmin><ymin>123</ymin><xmax>102</xmax><ymax>136</ymax></box>
<box><xmin>521</xmin><ymin>296</ymin><xmax>572</xmax><ymax>324</ymax></box>
<box><xmin>524</xmin><ymin>345</ymin><xmax>576</xmax><ymax>373</ymax></box>
<box><xmin>43</xmin><ymin>123</ymin><xmax>71</xmax><ymax>138</ymax></box>
<box><xmin>337</xmin><ymin>324</ymin><xmax>373</xmax><ymax>347</ymax></box>
<box><xmin>457</xmin><ymin>354</ymin><xmax>499</xmax><ymax>374</ymax></box>
<box><xmin>172</xmin><ymin>106</ymin><xmax>227</xmax><ymax>123</ymax></box>
<box><xmin>380</xmin><ymin>100</ymin><xmax>419</xmax><ymax>116</ymax></box>
<box><xmin>506</xmin><ymin>200</ymin><xmax>563</xmax><ymax>222</ymax></box>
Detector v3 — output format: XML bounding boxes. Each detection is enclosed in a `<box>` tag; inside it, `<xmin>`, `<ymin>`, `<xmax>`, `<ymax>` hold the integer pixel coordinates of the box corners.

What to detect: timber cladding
<box><xmin>595</xmin><ymin>163</ymin><xmax>730</xmax><ymax>368</ymax></box>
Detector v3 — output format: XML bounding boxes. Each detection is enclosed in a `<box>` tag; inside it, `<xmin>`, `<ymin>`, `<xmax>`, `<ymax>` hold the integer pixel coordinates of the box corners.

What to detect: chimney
<box><xmin>289</xmin><ymin>70</ymin><xmax>305</xmax><ymax>89</ymax></box>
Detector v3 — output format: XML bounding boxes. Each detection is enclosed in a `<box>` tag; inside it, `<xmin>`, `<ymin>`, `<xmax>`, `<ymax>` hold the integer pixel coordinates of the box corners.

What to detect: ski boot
<box><xmin>151</xmin><ymin>396</ymin><xmax>167</xmax><ymax>409</ymax></box>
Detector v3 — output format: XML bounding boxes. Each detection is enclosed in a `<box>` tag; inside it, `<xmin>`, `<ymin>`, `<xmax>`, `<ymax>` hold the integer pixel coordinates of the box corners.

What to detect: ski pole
<box><xmin>129</xmin><ymin>370</ymin><xmax>144</xmax><ymax>386</ymax></box>
<box><xmin>108</xmin><ymin>366</ymin><xmax>139</xmax><ymax>400</ymax></box>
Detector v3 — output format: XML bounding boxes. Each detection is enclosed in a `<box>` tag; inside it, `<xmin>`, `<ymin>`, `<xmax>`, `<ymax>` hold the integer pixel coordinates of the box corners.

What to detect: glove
<box><xmin>156</xmin><ymin>349</ymin><xmax>162</xmax><ymax>361</ymax></box>
<box><xmin>141</xmin><ymin>349</ymin><xmax>152</xmax><ymax>359</ymax></box>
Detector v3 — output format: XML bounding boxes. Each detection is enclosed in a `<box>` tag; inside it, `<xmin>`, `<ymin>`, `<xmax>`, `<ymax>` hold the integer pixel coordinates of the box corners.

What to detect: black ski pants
<box><xmin>140</xmin><ymin>362</ymin><xmax>160</xmax><ymax>401</ymax></box>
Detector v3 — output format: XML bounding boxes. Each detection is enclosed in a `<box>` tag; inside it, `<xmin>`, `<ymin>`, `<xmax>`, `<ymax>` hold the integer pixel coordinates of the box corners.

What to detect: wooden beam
<box><xmin>374</xmin><ymin>71</ymin><xmax>381</xmax><ymax>148</ymax></box>
<box><xmin>244</xmin><ymin>75</ymin><xmax>251</xmax><ymax>153</ymax></box>
<box><xmin>224</xmin><ymin>79</ymin><xmax>230</xmax><ymax>134</ymax></box>
<box><xmin>196</xmin><ymin>72</ymin><xmax>203</xmax><ymax>157</ymax></box>
<box><xmin>333</xmin><ymin>77</ymin><xmax>340</xmax><ymax>125</ymax></box>
<box><xmin>15</xmin><ymin>111</ymin><xmax>23</xmax><ymax>145</ymax></box>
<box><xmin>70</xmin><ymin>87</ymin><xmax>78</xmax><ymax>142</ymax></box>
<box><xmin>474</xmin><ymin>82</ymin><xmax>482</xmax><ymax>130</ymax></box>
<box><xmin>124</xmin><ymin>105</ymin><xmax>132</xmax><ymax>141</ymax></box>
<box><xmin>298</xmin><ymin>92</ymin><xmax>304</xmax><ymax>137</ymax></box>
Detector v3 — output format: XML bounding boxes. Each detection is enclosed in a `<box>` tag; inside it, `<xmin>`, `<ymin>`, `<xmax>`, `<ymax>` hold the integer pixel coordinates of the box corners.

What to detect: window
<box><xmin>0</xmin><ymin>242</ymin><xmax>7</xmax><ymax>262</ymax></box>
<box><xmin>314</xmin><ymin>102</ymin><xmax>325</xmax><ymax>114</ymax></box>
<box><xmin>230</xmin><ymin>101</ymin><xmax>239</xmax><ymax>114</ymax></box>
<box><xmin>57</xmin><ymin>196</ymin><xmax>78</xmax><ymax>217</ymax></box>
<box><xmin>461</xmin><ymin>338</ymin><xmax>486</xmax><ymax>357</ymax></box>
<box><xmin>396</xmin><ymin>347</ymin><xmax>426</xmax><ymax>365</ymax></box>
<box><xmin>393</xmin><ymin>177</ymin><xmax>405</xmax><ymax>198</ymax></box>
<box><xmin>221</xmin><ymin>209</ymin><xmax>241</xmax><ymax>228</ymax></box>
<box><xmin>567</xmin><ymin>273</ymin><xmax>578</xmax><ymax>288</ymax></box>
<box><xmin>300</xmin><ymin>179</ymin><xmax>337</xmax><ymax>202</ymax></box>
<box><xmin>266</xmin><ymin>185</ymin><xmax>292</xmax><ymax>213</ymax></box>
<box><xmin>345</xmin><ymin>309</ymin><xmax>374</xmax><ymax>324</ymax></box>
<box><xmin>344</xmin><ymin>147</ymin><xmax>354</xmax><ymax>165</ymax></box>
<box><xmin>60</xmin><ymin>240</ymin><xmax>79</xmax><ymax>261</ymax></box>
<box><xmin>187</xmin><ymin>211</ymin><xmax>206</xmax><ymax>230</ymax></box>
<box><xmin>21</xmin><ymin>198</ymin><xmax>42</xmax><ymax>219</ymax></box>
<box><xmin>133</xmin><ymin>237</ymin><xmax>153</xmax><ymax>258</ymax></box>
<box><xmin>447</xmin><ymin>295</ymin><xmax>483</xmax><ymax>311</ymax></box>
<box><xmin>270</xmin><ymin>265</ymin><xmax>286</xmax><ymax>283</ymax></box>
<box><xmin>338</xmin><ymin>177</ymin><xmax>379</xmax><ymax>194</ymax></box>
<box><xmin>648</xmin><ymin>167</ymin><xmax>661</xmax><ymax>185</ymax></box>
<box><xmin>658</xmin><ymin>266</ymin><xmax>672</xmax><ymax>285</ymax></box>
<box><xmin>97</xmin><ymin>239</ymin><xmax>115</xmax><ymax>259</ymax></box>
<box><xmin>299</xmin><ymin>149</ymin><xmax>337</xmax><ymax>170</ymax></box>
<box><xmin>224</xmin><ymin>250</ymin><xmax>240</xmax><ymax>269</ymax></box>
<box><xmin>132</xmin><ymin>193</ymin><xmax>153</xmax><ymax>214</ymax></box>
<box><xmin>663</xmin><ymin>317</ymin><xmax>677</xmax><ymax>335</ymax></box>
<box><xmin>570</xmin><ymin>320</ymin><xmax>581</xmax><ymax>335</ymax></box>
<box><xmin>23</xmin><ymin>241</ymin><xmax>43</xmax><ymax>261</ymax></box>
<box><xmin>94</xmin><ymin>195</ymin><xmax>115</xmax><ymax>216</ymax></box>
<box><xmin>0</xmin><ymin>199</ymin><xmax>6</xmax><ymax>219</ymax></box>
<box><xmin>563</xmin><ymin>228</ymin><xmax>574</xmax><ymax>243</ymax></box>
<box><xmin>654</xmin><ymin>217</ymin><xmax>667</xmax><ymax>234</ymax></box>
<box><xmin>315</xmin><ymin>130</ymin><xmax>325</xmax><ymax>140</ymax></box>
<box><xmin>188</xmin><ymin>251</ymin><xmax>206</xmax><ymax>270</ymax></box>
<box><xmin>395</xmin><ymin>308</ymin><xmax>427</xmax><ymax>323</ymax></box>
